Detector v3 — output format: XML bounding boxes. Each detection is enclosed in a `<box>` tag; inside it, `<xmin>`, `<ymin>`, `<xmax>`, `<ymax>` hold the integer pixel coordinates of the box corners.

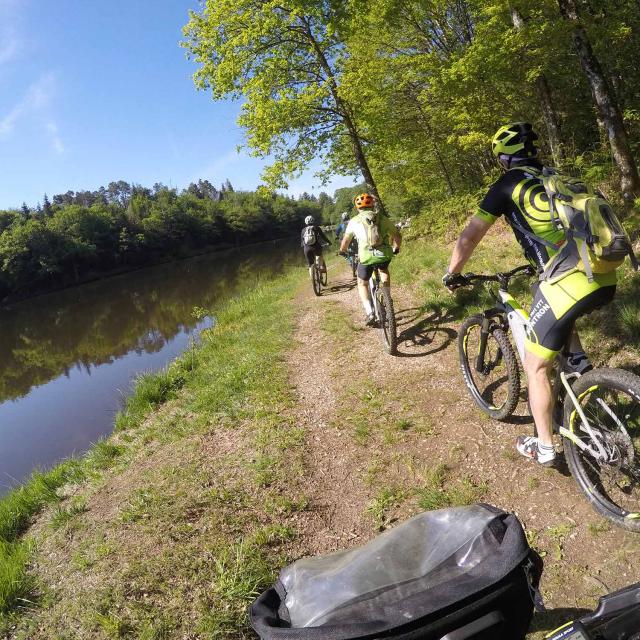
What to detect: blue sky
<box><xmin>0</xmin><ymin>0</ymin><xmax>356</xmax><ymax>209</ymax></box>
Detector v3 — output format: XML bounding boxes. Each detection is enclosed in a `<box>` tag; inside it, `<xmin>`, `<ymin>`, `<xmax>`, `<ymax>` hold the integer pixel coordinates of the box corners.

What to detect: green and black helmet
<box><xmin>491</xmin><ymin>122</ymin><xmax>538</xmax><ymax>158</ymax></box>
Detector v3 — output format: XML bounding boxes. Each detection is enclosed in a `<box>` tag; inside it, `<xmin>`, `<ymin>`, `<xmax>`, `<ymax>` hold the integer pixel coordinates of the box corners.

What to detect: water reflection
<box><xmin>0</xmin><ymin>239</ymin><xmax>300</xmax><ymax>493</ymax></box>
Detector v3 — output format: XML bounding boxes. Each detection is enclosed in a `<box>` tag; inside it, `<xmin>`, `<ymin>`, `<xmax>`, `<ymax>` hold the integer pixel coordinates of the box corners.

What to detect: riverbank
<box><xmin>1</xmin><ymin>235</ymin><xmax>639</xmax><ymax>638</ymax></box>
<box><xmin>0</xmin><ymin>234</ymin><xmax>300</xmax><ymax>308</ymax></box>
<box><xmin>0</xmin><ymin>264</ymin><xmax>311</xmax><ymax>636</ymax></box>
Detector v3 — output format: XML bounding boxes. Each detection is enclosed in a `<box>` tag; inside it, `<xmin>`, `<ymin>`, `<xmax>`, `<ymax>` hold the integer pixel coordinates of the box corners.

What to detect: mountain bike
<box><xmin>311</xmin><ymin>257</ymin><xmax>324</xmax><ymax>296</ymax></box>
<box><xmin>456</xmin><ymin>264</ymin><xmax>640</xmax><ymax>531</ymax></box>
<box><xmin>310</xmin><ymin>247</ymin><xmax>329</xmax><ymax>296</ymax></box>
<box><xmin>369</xmin><ymin>266</ymin><xmax>397</xmax><ymax>355</ymax></box>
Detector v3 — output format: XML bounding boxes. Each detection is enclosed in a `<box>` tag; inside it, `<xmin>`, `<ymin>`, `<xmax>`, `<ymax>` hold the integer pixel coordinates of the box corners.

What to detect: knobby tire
<box><xmin>458</xmin><ymin>315</ymin><xmax>520</xmax><ymax>420</ymax></box>
<box><xmin>563</xmin><ymin>368</ymin><xmax>640</xmax><ymax>532</ymax></box>
<box><xmin>377</xmin><ymin>286</ymin><xmax>397</xmax><ymax>355</ymax></box>
<box><xmin>312</xmin><ymin>265</ymin><xmax>322</xmax><ymax>296</ymax></box>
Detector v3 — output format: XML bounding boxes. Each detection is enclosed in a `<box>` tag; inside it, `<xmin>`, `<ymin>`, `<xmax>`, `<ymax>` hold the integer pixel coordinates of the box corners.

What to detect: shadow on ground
<box><xmin>324</xmin><ymin>279</ymin><xmax>357</xmax><ymax>296</ymax></box>
<box><xmin>395</xmin><ymin>305</ymin><xmax>457</xmax><ymax>358</ymax></box>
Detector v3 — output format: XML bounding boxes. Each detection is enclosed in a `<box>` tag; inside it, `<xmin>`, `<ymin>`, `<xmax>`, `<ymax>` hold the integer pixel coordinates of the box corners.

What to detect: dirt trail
<box><xmin>286</xmin><ymin>275</ymin><xmax>373</xmax><ymax>555</ymax></box>
<box><xmin>286</xmin><ymin>264</ymin><xmax>640</xmax><ymax>634</ymax></box>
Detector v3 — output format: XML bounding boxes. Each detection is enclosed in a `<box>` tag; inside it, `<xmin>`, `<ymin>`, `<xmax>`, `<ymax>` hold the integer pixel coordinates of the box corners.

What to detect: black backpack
<box><xmin>250</xmin><ymin>504</ymin><xmax>543</xmax><ymax>640</ymax></box>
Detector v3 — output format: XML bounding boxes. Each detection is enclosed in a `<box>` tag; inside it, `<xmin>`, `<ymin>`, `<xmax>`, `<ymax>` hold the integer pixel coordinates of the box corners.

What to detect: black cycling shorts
<box><xmin>526</xmin><ymin>282</ymin><xmax>616</xmax><ymax>359</ymax></box>
<box><xmin>303</xmin><ymin>246</ymin><xmax>322</xmax><ymax>266</ymax></box>
<box><xmin>357</xmin><ymin>261</ymin><xmax>390</xmax><ymax>281</ymax></box>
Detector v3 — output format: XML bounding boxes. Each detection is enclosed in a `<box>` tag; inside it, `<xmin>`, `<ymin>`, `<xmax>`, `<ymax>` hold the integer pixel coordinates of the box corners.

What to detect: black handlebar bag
<box><xmin>250</xmin><ymin>504</ymin><xmax>543</xmax><ymax>640</ymax></box>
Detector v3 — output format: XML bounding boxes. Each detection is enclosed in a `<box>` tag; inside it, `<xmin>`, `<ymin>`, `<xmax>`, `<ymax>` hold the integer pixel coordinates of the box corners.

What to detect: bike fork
<box><xmin>475</xmin><ymin>319</ymin><xmax>491</xmax><ymax>373</ymax></box>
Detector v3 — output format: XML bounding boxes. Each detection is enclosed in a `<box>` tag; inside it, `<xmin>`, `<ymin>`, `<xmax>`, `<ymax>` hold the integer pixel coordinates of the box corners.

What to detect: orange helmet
<box><xmin>354</xmin><ymin>193</ymin><xmax>375</xmax><ymax>209</ymax></box>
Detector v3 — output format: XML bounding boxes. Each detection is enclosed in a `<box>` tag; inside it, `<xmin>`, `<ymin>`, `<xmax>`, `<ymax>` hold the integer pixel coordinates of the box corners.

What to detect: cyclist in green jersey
<box><xmin>340</xmin><ymin>193</ymin><xmax>402</xmax><ymax>325</ymax></box>
<box><xmin>443</xmin><ymin>123</ymin><xmax>616</xmax><ymax>467</ymax></box>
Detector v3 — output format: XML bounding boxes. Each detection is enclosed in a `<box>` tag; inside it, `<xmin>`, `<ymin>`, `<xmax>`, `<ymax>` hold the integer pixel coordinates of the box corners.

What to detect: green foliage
<box><xmin>184</xmin><ymin>0</ymin><xmax>640</xmax><ymax>225</ymax></box>
<box><xmin>0</xmin><ymin>185</ymin><xmax>323</xmax><ymax>299</ymax></box>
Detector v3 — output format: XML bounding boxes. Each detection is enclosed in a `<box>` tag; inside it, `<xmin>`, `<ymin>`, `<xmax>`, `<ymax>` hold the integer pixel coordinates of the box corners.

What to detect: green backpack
<box><xmin>518</xmin><ymin>166</ymin><xmax>638</xmax><ymax>282</ymax></box>
<box><xmin>362</xmin><ymin>210</ymin><xmax>382</xmax><ymax>249</ymax></box>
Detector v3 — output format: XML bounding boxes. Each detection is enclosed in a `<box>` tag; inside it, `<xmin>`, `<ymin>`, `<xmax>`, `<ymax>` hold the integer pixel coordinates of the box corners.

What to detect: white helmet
<box><xmin>304</xmin><ymin>215</ymin><xmax>314</xmax><ymax>225</ymax></box>
<box><xmin>341</xmin><ymin>212</ymin><xmax>349</xmax><ymax>221</ymax></box>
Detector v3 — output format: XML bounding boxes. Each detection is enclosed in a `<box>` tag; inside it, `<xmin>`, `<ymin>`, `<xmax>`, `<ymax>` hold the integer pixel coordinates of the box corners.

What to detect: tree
<box><xmin>183</xmin><ymin>0</ymin><xmax>383</xmax><ymax>202</ymax></box>
<box><xmin>509</xmin><ymin>4</ymin><xmax>564</xmax><ymax>165</ymax></box>
<box><xmin>20</xmin><ymin>203</ymin><xmax>30</xmax><ymax>220</ymax></box>
<box><xmin>43</xmin><ymin>194</ymin><xmax>53</xmax><ymax>217</ymax></box>
<box><xmin>557</xmin><ymin>0</ymin><xmax>640</xmax><ymax>203</ymax></box>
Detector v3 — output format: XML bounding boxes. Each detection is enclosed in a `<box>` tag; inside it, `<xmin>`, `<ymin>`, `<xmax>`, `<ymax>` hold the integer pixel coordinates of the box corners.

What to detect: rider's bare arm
<box><xmin>340</xmin><ymin>233</ymin><xmax>353</xmax><ymax>253</ymax></box>
<box><xmin>448</xmin><ymin>217</ymin><xmax>492</xmax><ymax>273</ymax></box>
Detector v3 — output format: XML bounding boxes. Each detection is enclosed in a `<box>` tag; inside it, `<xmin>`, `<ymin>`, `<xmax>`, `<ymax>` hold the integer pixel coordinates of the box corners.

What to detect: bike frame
<box><xmin>369</xmin><ymin>267</ymin><xmax>381</xmax><ymax>319</ymax></box>
<box><xmin>472</xmin><ymin>268</ymin><xmax>609</xmax><ymax>461</ymax></box>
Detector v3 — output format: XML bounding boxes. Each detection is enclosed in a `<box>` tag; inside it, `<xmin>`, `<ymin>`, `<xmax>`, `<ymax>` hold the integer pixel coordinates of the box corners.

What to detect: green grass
<box><xmin>618</xmin><ymin>301</ymin><xmax>640</xmax><ymax>343</ymax></box>
<box><xmin>546</xmin><ymin>522</ymin><xmax>576</xmax><ymax>560</ymax></box>
<box><xmin>587</xmin><ymin>520</ymin><xmax>611</xmax><ymax>536</ymax></box>
<box><xmin>0</xmin><ymin>461</ymin><xmax>83</xmax><ymax>543</ymax></box>
<box><xmin>391</xmin><ymin>232</ymin><xmax>525</xmax><ymax>324</ymax></box>
<box><xmin>366</xmin><ymin>487</ymin><xmax>408</xmax><ymax>530</ymax></box>
<box><xmin>2</xmin><ymin>267</ymin><xmax>310</xmax><ymax>636</ymax></box>
<box><xmin>0</xmin><ymin>540</ymin><xmax>32</xmax><ymax>614</ymax></box>
<box><xmin>50</xmin><ymin>498</ymin><xmax>87</xmax><ymax>530</ymax></box>
<box><xmin>416</xmin><ymin>463</ymin><xmax>487</xmax><ymax>511</ymax></box>
<box><xmin>114</xmin><ymin>366</ymin><xmax>188</xmax><ymax>432</ymax></box>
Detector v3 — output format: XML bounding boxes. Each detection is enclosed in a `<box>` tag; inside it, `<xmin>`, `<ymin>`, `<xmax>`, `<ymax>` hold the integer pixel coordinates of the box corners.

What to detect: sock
<box><xmin>537</xmin><ymin>441</ymin><xmax>555</xmax><ymax>461</ymax></box>
<box><xmin>363</xmin><ymin>300</ymin><xmax>373</xmax><ymax>315</ymax></box>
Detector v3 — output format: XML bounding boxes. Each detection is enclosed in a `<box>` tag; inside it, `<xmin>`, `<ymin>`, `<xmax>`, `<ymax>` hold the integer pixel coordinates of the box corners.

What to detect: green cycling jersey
<box><xmin>343</xmin><ymin>209</ymin><xmax>396</xmax><ymax>265</ymax></box>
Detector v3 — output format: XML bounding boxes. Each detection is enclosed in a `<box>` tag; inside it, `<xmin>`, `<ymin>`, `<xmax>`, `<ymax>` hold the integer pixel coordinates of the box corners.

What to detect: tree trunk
<box><xmin>558</xmin><ymin>0</ymin><xmax>640</xmax><ymax>204</ymax></box>
<box><xmin>535</xmin><ymin>75</ymin><xmax>564</xmax><ymax>166</ymax></box>
<box><xmin>300</xmin><ymin>19</ymin><xmax>386</xmax><ymax>212</ymax></box>
<box><xmin>510</xmin><ymin>6</ymin><xmax>564</xmax><ymax>165</ymax></box>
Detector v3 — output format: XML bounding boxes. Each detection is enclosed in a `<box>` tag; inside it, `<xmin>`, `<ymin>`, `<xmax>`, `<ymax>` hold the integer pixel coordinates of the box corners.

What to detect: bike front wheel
<box><xmin>351</xmin><ymin>257</ymin><xmax>358</xmax><ymax>279</ymax></box>
<box><xmin>458</xmin><ymin>315</ymin><xmax>520</xmax><ymax>420</ymax></box>
<box><xmin>312</xmin><ymin>265</ymin><xmax>322</xmax><ymax>296</ymax></box>
<box><xmin>562</xmin><ymin>368</ymin><xmax>640</xmax><ymax>531</ymax></box>
<box><xmin>320</xmin><ymin>266</ymin><xmax>327</xmax><ymax>286</ymax></box>
<box><xmin>376</xmin><ymin>286</ymin><xmax>397</xmax><ymax>355</ymax></box>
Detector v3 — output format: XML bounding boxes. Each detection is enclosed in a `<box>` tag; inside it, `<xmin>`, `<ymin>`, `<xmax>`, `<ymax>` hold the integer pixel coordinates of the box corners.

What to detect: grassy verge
<box><xmin>1</xmin><ymin>267</ymin><xmax>309</xmax><ymax>638</ymax></box>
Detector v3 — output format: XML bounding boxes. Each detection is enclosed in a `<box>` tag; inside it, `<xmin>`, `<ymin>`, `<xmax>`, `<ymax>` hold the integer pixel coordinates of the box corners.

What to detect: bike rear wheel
<box><xmin>458</xmin><ymin>315</ymin><xmax>520</xmax><ymax>420</ymax></box>
<box><xmin>563</xmin><ymin>368</ymin><xmax>640</xmax><ymax>531</ymax></box>
<box><xmin>351</xmin><ymin>256</ymin><xmax>358</xmax><ymax>279</ymax></box>
<box><xmin>376</xmin><ymin>286</ymin><xmax>397</xmax><ymax>355</ymax></box>
<box><xmin>311</xmin><ymin>264</ymin><xmax>322</xmax><ymax>296</ymax></box>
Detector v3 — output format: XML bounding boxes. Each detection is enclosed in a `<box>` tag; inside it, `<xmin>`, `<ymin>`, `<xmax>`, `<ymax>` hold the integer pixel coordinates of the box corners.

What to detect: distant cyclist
<box><xmin>340</xmin><ymin>193</ymin><xmax>401</xmax><ymax>325</ymax></box>
<box><xmin>443</xmin><ymin>122</ymin><xmax>617</xmax><ymax>467</ymax></box>
<box><xmin>301</xmin><ymin>215</ymin><xmax>331</xmax><ymax>279</ymax></box>
<box><xmin>335</xmin><ymin>212</ymin><xmax>350</xmax><ymax>240</ymax></box>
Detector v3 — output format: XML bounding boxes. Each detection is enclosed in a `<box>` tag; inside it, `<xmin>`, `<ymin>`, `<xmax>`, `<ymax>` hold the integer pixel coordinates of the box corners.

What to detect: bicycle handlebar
<box><xmin>462</xmin><ymin>264</ymin><xmax>536</xmax><ymax>288</ymax></box>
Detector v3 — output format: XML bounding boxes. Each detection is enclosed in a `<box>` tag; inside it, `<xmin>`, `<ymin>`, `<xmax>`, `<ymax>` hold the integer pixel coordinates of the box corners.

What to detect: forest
<box><xmin>0</xmin><ymin>180</ymin><xmax>326</xmax><ymax>300</ymax></box>
<box><xmin>183</xmin><ymin>0</ymin><xmax>640</xmax><ymax>233</ymax></box>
